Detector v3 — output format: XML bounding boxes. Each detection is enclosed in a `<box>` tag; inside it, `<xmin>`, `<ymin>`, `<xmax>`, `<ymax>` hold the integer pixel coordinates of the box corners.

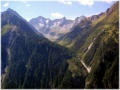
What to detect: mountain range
<box><xmin>1</xmin><ymin>1</ymin><xmax>119</xmax><ymax>89</ymax></box>
<box><xmin>29</xmin><ymin>15</ymin><xmax>86</xmax><ymax>41</ymax></box>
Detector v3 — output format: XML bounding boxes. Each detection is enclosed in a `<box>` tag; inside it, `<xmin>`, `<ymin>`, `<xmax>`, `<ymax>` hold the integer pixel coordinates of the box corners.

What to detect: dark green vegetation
<box><xmin>1</xmin><ymin>9</ymin><xmax>87</xmax><ymax>89</ymax></box>
<box><xmin>57</xmin><ymin>2</ymin><xmax>119</xmax><ymax>89</ymax></box>
<box><xmin>1</xmin><ymin>1</ymin><xmax>119</xmax><ymax>89</ymax></box>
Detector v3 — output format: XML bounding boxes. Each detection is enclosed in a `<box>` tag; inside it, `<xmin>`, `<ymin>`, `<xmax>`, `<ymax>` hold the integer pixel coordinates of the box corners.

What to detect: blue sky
<box><xmin>1</xmin><ymin>0</ymin><xmax>117</xmax><ymax>21</ymax></box>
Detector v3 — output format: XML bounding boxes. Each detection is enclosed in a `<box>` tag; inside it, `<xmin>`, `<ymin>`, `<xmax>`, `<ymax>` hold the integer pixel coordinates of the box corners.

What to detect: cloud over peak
<box><xmin>51</xmin><ymin>12</ymin><xmax>64</xmax><ymax>18</ymax></box>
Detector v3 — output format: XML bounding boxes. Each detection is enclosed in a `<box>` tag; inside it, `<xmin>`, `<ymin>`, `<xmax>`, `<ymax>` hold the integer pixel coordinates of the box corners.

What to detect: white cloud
<box><xmin>3</xmin><ymin>2</ymin><xmax>9</xmax><ymax>7</ymax></box>
<box><xmin>20</xmin><ymin>0</ymin><xmax>31</xmax><ymax>7</ymax></box>
<box><xmin>51</xmin><ymin>12</ymin><xmax>64</xmax><ymax>18</ymax></box>
<box><xmin>58</xmin><ymin>0</ymin><xmax>115</xmax><ymax>6</ymax></box>
<box><xmin>58</xmin><ymin>0</ymin><xmax>72</xmax><ymax>5</ymax></box>
<box><xmin>78</xmin><ymin>0</ymin><xmax>94</xmax><ymax>6</ymax></box>
<box><xmin>78</xmin><ymin>0</ymin><xmax>115</xmax><ymax>6</ymax></box>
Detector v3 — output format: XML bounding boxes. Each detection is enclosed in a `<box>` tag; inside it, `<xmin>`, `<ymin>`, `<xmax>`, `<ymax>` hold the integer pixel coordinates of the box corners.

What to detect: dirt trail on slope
<box><xmin>78</xmin><ymin>56</ymin><xmax>91</xmax><ymax>73</ymax></box>
<box><xmin>85</xmin><ymin>29</ymin><xmax>105</xmax><ymax>55</ymax></box>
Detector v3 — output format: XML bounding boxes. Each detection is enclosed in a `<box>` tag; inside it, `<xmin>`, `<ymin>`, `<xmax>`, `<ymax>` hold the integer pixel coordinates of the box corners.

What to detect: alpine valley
<box><xmin>1</xmin><ymin>1</ymin><xmax>119</xmax><ymax>89</ymax></box>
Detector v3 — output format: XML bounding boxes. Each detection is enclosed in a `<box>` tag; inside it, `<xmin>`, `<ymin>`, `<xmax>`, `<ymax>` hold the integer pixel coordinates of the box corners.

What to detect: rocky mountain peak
<box><xmin>6</xmin><ymin>8</ymin><xmax>20</xmax><ymax>17</ymax></box>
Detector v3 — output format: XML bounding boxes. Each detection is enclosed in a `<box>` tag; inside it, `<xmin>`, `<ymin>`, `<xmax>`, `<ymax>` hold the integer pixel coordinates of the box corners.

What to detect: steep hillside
<box><xmin>56</xmin><ymin>1</ymin><xmax>119</xmax><ymax>88</ymax></box>
<box><xmin>1</xmin><ymin>9</ymin><xmax>87</xmax><ymax>89</ymax></box>
<box><xmin>84</xmin><ymin>2</ymin><xmax>119</xmax><ymax>88</ymax></box>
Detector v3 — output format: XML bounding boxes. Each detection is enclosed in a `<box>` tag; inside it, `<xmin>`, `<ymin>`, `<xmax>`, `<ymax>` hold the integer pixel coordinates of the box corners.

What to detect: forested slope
<box><xmin>56</xmin><ymin>1</ymin><xmax>119</xmax><ymax>88</ymax></box>
<box><xmin>1</xmin><ymin>9</ymin><xmax>87</xmax><ymax>89</ymax></box>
